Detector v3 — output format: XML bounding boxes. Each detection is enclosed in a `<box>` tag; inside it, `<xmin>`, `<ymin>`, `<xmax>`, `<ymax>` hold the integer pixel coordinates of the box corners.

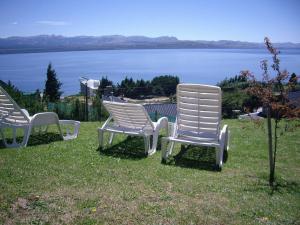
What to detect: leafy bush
<box><xmin>217</xmin><ymin>75</ymin><xmax>261</xmax><ymax>118</ymax></box>
<box><xmin>151</xmin><ymin>75</ymin><xmax>179</xmax><ymax>96</ymax></box>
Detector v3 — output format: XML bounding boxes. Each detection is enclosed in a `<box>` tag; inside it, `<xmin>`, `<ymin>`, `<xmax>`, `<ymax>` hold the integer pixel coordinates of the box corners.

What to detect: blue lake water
<box><xmin>0</xmin><ymin>48</ymin><xmax>299</xmax><ymax>95</ymax></box>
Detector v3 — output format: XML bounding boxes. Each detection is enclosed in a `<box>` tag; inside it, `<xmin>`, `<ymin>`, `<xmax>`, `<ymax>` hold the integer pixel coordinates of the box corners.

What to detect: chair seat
<box><xmin>101</xmin><ymin>125</ymin><xmax>154</xmax><ymax>136</ymax></box>
<box><xmin>166</xmin><ymin>136</ymin><xmax>220</xmax><ymax>147</ymax></box>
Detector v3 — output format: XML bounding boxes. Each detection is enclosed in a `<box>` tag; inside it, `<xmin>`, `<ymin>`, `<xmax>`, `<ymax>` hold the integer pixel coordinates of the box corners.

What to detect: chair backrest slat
<box><xmin>177</xmin><ymin>84</ymin><xmax>222</xmax><ymax>137</ymax></box>
<box><xmin>103</xmin><ymin>101</ymin><xmax>154</xmax><ymax>131</ymax></box>
<box><xmin>0</xmin><ymin>86</ymin><xmax>30</xmax><ymax>124</ymax></box>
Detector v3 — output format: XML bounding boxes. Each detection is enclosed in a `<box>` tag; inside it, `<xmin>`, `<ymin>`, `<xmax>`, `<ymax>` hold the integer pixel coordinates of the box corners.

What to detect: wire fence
<box><xmin>47</xmin><ymin>100</ymin><xmax>108</xmax><ymax>121</ymax></box>
<box><xmin>19</xmin><ymin>85</ymin><xmax>247</xmax><ymax>122</ymax></box>
<box><xmin>47</xmin><ymin>98</ymin><xmax>177</xmax><ymax>122</ymax></box>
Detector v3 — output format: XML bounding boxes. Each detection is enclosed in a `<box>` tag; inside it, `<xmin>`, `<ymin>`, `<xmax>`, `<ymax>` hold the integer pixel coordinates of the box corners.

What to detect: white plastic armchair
<box><xmin>0</xmin><ymin>85</ymin><xmax>80</xmax><ymax>148</ymax></box>
<box><xmin>98</xmin><ymin>101</ymin><xmax>168</xmax><ymax>156</ymax></box>
<box><xmin>161</xmin><ymin>84</ymin><xmax>229</xmax><ymax>169</ymax></box>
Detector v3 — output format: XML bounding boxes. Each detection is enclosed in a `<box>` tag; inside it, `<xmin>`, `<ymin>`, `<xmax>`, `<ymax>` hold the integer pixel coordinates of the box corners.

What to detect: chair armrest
<box><xmin>154</xmin><ymin>117</ymin><xmax>169</xmax><ymax>132</ymax></box>
<box><xmin>21</xmin><ymin>109</ymin><xmax>31</xmax><ymax>118</ymax></box>
<box><xmin>101</xmin><ymin>116</ymin><xmax>113</xmax><ymax>129</ymax></box>
<box><xmin>167</xmin><ymin>119</ymin><xmax>178</xmax><ymax>138</ymax></box>
<box><xmin>59</xmin><ymin>120</ymin><xmax>80</xmax><ymax>140</ymax></box>
<box><xmin>219</xmin><ymin>124</ymin><xmax>228</xmax><ymax>140</ymax></box>
<box><xmin>30</xmin><ymin>112</ymin><xmax>60</xmax><ymax>126</ymax></box>
<box><xmin>219</xmin><ymin>124</ymin><xmax>229</xmax><ymax>151</ymax></box>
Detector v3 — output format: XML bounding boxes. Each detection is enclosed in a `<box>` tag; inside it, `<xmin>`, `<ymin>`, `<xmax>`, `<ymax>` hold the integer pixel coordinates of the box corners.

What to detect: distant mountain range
<box><xmin>0</xmin><ymin>35</ymin><xmax>299</xmax><ymax>54</ymax></box>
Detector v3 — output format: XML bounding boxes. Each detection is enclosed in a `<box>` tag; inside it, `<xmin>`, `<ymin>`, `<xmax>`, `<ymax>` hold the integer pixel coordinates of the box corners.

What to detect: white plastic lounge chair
<box><xmin>0</xmin><ymin>85</ymin><xmax>80</xmax><ymax>148</ymax></box>
<box><xmin>238</xmin><ymin>107</ymin><xmax>264</xmax><ymax>120</ymax></box>
<box><xmin>98</xmin><ymin>101</ymin><xmax>168</xmax><ymax>156</ymax></box>
<box><xmin>161</xmin><ymin>84</ymin><xmax>229</xmax><ymax>169</ymax></box>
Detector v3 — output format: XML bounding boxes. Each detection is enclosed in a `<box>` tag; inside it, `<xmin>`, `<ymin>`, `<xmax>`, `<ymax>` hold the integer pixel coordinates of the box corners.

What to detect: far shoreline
<box><xmin>2</xmin><ymin>46</ymin><xmax>300</xmax><ymax>56</ymax></box>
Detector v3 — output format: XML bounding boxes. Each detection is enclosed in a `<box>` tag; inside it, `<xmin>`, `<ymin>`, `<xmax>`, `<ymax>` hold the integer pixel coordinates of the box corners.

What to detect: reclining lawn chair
<box><xmin>161</xmin><ymin>84</ymin><xmax>229</xmax><ymax>169</ymax></box>
<box><xmin>0</xmin><ymin>85</ymin><xmax>80</xmax><ymax>148</ymax></box>
<box><xmin>98</xmin><ymin>101</ymin><xmax>168</xmax><ymax>156</ymax></box>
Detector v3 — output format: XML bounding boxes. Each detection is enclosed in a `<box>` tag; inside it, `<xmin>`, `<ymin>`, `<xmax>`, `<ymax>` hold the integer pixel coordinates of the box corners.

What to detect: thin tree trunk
<box><xmin>267</xmin><ymin>106</ymin><xmax>274</xmax><ymax>186</ymax></box>
<box><xmin>99</xmin><ymin>98</ymin><xmax>102</xmax><ymax>121</ymax></box>
<box><xmin>85</xmin><ymin>84</ymin><xmax>88</xmax><ymax>121</ymax></box>
<box><xmin>273</xmin><ymin>119</ymin><xmax>278</xmax><ymax>180</ymax></box>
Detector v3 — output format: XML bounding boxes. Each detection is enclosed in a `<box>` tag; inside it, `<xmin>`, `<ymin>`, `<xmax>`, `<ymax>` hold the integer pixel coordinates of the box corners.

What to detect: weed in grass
<box><xmin>75</xmin><ymin>217</ymin><xmax>100</xmax><ymax>225</ymax></box>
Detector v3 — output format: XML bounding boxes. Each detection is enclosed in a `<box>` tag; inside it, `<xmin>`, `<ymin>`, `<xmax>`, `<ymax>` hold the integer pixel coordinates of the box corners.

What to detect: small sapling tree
<box><xmin>241</xmin><ymin>37</ymin><xmax>300</xmax><ymax>187</ymax></box>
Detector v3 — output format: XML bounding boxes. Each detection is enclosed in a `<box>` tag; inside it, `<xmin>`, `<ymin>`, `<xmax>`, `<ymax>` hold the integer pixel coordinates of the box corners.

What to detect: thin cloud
<box><xmin>12</xmin><ymin>22</ymin><xmax>18</xmax><ymax>25</ymax></box>
<box><xmin>36</xmin><ymin>20</ymin><xmax>71</xmax><ymax>26</ymax></box>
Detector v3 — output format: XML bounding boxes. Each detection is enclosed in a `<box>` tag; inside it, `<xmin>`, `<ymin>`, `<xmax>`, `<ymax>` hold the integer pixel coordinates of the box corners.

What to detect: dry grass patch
<box><xmin>3</xmin><ymin>185</ymin><xmax>236</xmax><ymax>225</ymax></box>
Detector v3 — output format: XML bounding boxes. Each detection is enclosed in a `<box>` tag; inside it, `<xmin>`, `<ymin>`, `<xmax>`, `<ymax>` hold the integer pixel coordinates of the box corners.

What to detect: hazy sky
<box><xmin>1</xmin><ymin>0</ymin><xmax>299</xmax><ymax>42</ymax></box>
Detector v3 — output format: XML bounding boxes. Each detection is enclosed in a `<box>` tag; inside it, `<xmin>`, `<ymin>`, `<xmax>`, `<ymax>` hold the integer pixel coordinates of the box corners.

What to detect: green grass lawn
<box><xmin>0</xmin><ymin>119</ymin><xmax>299</xmax><ymax>225</ymax></box>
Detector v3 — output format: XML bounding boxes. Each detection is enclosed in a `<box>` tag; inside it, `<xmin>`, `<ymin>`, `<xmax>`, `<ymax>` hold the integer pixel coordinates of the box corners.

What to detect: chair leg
<box><xmin>216</xmin><ymin>124</ymin><xmax>229</xmax><ymax>169</ymax></box>
<box><xmin>109</xmin><ymin>133</ymin><xmax>115</xmax><ymax>145</ymax></box>
<box><xmin>143</xmin><ymin>136</ymin><xmax>151</xmax><ymax>155</ymax></box>
<box><xmin>151</xmin><ymin>116</ymin><xmax>168</xmax><ymax>154</ymax></box>
<box><xmin>225</xmin><ymin>130</ymin><xmax>230</xmax><ymax>151</ymax></box>
<box><xmin>221</xmin><ymin>125</ymin><xmax>229</xmax><ymax>151</ymax></box>
<box><xmin>22</xmin><ymin>126</ymin><xmax>32</xmax><ymax>147</ymax></box>
<box><xmin>161</xmin><ymin>138</ymin><xmax>169</xmax><ymax>163</ymax></box>
<box><xmin>161</xmin><ymin>138</ymin><xmax>175</xmax><ymax>163</ymax></box>
<box><xmin>56</xmin><ymin>122</ymin><xmax>64</xmax><ymax>140</ymax></box>
<box><xmin>169</xmin><ymin>142</ymin><xmax>174</xmax><ymax>156</ymax></box>
<box><xmin>98</xmin><ymin>129</ymin><xmax>104</xmax><ymax>150</ymax></box>
<box><xmin>151</xmin><ymin>130</ymin><xmax>159</xmax><ymax>153</ymax></box>
<box><xmin>0</xmin><ymin>125</ymin><xmax>31</xmax><ymax>148</ymax></box>
<box><xmin>44</xmin><ymin>125</ymin><xmax>49</xmax><ymax>133</ymax></box>
<box><xmin>215</xmin><ymin>146</ymin><xmax>223</xmax><ymax>169</ymax></box>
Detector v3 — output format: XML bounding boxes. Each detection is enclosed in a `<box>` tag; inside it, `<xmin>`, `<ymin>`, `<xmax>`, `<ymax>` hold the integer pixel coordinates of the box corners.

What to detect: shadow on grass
<box><xmin>98</xmin><ymin>135</ymin><xmax>164</xmax><ymax>160</ymax></box>
<box><xmin>243</xmin><ymin>173</ymin><xmax>300</xmax><ymax>195</ymax></box>
<box><xmin>165</xmin><ymin>145</ymin><xmax>228</xmax><ymax>172</ymax></box>
<box><xmin>98</xmin><ymin>136</ymin><xmax>148</xmax><ymax>160</ymax></box>
<box><xmin>0</xmin><ymin>133</ymin><xmax>63</xmax><ymax>149</ymax></box>
<box><xmin>270</xmin><ymin>180</ymin><xmax>300</xmax><ymax>195</ymax></box>
<box><xmin>258</xmin><ymin>181</ymin><xmax>300</xmax><ymax>196</ymax></box>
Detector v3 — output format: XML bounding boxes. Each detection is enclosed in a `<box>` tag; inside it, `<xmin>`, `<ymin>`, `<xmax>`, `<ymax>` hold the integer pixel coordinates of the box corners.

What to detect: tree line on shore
<box><xmin>97</xmin><ymin>75</ymin><xmax>179</xmax><ymax>98</ymax></box>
